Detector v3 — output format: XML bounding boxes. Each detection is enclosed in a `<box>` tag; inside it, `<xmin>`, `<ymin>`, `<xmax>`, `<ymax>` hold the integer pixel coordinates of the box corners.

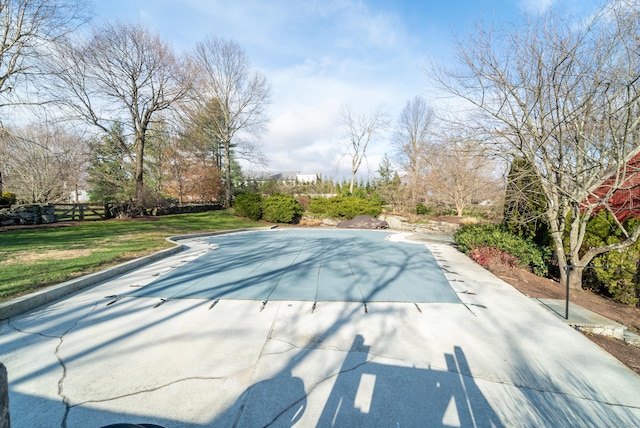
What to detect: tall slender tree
<box><xmin>392</xmin><ymin>96</ymin><xmax>434</xmax><ymax>207</ymax></box>
<box><xmin>339</xmin><ymin>104</ymin><xmax>389</xmax><ymax>194</ymax></box>
<box><xmin>191</xmin><ymin>37</ymin><xmax>270</xmax><ymax>208</ymax></box>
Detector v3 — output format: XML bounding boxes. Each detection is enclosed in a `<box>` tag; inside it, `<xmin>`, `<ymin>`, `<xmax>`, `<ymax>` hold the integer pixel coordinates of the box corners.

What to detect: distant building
<box><xmin>255</xmin><ymin>171</ymin><xmax>319</xmax><ymax>184</ymax></box>
<box><xmin>295</xmin><ymin>174</ymin><xmax>319</xmax><ymax>184</ymax></box>
<box><xmin>69</xmin><ymin>189</ymin><xmax>90</xmax><ymax>203</ymax></box>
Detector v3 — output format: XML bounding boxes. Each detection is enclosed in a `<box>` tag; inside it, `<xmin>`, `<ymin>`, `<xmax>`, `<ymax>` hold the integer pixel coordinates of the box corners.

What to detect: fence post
<box><xmin>0</xmin><ymin>362</ymin><xmax>9</xmax><ymax>428</ymax></box>
<box><xmin>79</xmin><ymin>204</ymin><xmax>84</xmax><ymax>221</ymax></box>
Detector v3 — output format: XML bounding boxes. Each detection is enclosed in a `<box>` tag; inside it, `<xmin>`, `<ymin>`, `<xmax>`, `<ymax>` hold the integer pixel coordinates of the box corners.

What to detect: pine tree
<box><xmin>87</xmin><ymin>123</ymin><xmax>134</xmax><ymax>203</ymax></box>
<box><xmin>503</xmin><ymin>157</ymin><xmax>549</xmax><ymax>246</ymax></box>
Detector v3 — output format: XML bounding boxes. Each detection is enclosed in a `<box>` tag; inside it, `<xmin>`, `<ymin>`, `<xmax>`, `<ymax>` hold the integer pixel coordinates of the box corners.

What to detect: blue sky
<box><xmin>91</xmin><ymin>0</ymin><xmax>600</xmax><ymax>181</ymax></box>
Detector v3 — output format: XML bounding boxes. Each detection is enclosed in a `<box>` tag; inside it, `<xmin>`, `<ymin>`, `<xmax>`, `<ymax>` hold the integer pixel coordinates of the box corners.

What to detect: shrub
<box><xmin>262</xmin><ymin>193</ymin><xmax>304</xmax><ymax>223</ymax></box>
<box><xmin>307</xmin><ymin>195</ymin><xmax>381</xmax><ymax>219</ymax></box>
<box><xmin>0</xmin><ymin>191</ymin><xmax>16</xmax><ymax>206</ymax></box>
<box><xmin>416</xmin><ymin>203</ymin><xmax>432</xmax><ymax>216</ymax></box>
<box><xmin>233</xmin><ymin>192</ymin><xmax>263</xmax><ymax>221</ymax></box>
<box><xmin>454</xmin><ymin>223</ymin><xmax>550</xmax><ymax>276</ymax></box>
<box><xmin>588</xmin><ymin>250</ymin><xmax>640</xmax><ymax>305</ymax></box>
<box><xmin>581</xmin><ymin>212</ymin><xmax>640</xmax><ymax>305</ymax></box>
<box><xmin>468</xmin><ymin>246</ymin><xmax>520</xmax><ymax>269</ymax></box>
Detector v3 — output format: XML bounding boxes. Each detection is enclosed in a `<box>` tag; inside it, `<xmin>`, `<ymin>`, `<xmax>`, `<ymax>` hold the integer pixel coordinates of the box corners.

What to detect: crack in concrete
<box><xmin>266</xmin><ymin>337</ymin><xmax>409</xmax><ymax>365</ymax></box>
<box><xmin>231</xmin><ymin>309</ymin><xmax>281</xmax><ymax>427</ymax></box>
<box><xmin>70</xmin><ymin>375</ymin><xmax>226</xmax><ymax>407</ymax></box>
<box><xmin>263</xmin><ymin>357</ymin><xmax>372</xmax><ymax>427</ymax></box>
<box><xmin>7</xmin><ymin>319</ymin><xmax>59</xmax><ymax>339</ymax></box>
<box><xmin>429</xmin><ymin>361</ymin><xmax>640</xmax><ymax>412</ymax></box>
<box><xmin>57</xmin><ymin>304</ymin><xmax>99</xmax><ymax>428</ymax></box>
<box><xmin>262</xmin><ymin>338</ymin><xmax>343</xmax><ymax>354</ymax></box>
<box><xmin>8</xmin><ymin>303</ymin><xmax>99</xmax><ymax>428</ymax></box>
<box><xmin>467</xmin><ymin>371</ymin><xmax>640</xmax><ymax>411</ymax></box>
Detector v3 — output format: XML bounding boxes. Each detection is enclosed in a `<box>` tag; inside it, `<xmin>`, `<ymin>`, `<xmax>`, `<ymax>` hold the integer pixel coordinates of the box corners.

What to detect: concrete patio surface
<box><xmin>1</xmin><ymin>230</ymin><xmax>640</xmax><ymax>427</ymax></box>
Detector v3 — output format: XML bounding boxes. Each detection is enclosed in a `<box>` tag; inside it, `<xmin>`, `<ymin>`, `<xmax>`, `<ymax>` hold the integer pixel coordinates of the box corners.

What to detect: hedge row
<box><xmin>307</xmin><ymin>195</ymin><xmax>381</xmax><ymax>219</ymax></box>
<box><xmin>233</xmin><ymin>193</ymin><xmax>304</xmax><ymax>223</ymax></box>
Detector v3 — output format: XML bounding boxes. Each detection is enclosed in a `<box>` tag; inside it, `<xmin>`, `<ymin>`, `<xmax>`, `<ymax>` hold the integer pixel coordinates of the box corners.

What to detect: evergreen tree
<box><xmin>87</xmin><ymin>123</ymin><xmax>134</xmax><ymax>203</ymax></box>
<box><xmin>375</xmin><ymin>154</ymin><xmax>406</xmax><ymax>211</ymax></box>
<box><xmin>503</xmin><ymin>157</ymin><xmax>549</xmax><ymax>246</ymax></box>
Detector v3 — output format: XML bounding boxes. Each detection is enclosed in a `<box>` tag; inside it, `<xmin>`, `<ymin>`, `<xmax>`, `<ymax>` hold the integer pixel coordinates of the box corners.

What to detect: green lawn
<box><xmin>0</xmin><ymin>210</ymin><xmax>261</xmax><ymax>302</ymax></box>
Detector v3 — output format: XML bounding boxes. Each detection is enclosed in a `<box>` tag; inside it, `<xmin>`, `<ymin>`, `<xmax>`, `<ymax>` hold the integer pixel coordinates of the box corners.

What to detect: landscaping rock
<box><xmin>338</xmin><ymin>215</ymin><xmax>388</xmax><ymax>229</ymax></box>
<box><xmin>379</xmin><ymin>214</ymin><xmax>460</xmax><ymax>235</ymax></box>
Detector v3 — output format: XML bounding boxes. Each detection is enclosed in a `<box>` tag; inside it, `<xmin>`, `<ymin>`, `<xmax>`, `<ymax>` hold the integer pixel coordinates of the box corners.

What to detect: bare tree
<box><xmin>432</xmin><ymin>1</ymin><xmax>640</xmax><ymax>289</ymax></box>
<box><xmin>0</xmin><ymin>0</ymin><xmax>88</xmax><ymax>195</ymax></box>
<box><xmin>51</xmin><ymin>21</ymin><xmax>190</xmax><ymax>210</ymax></box>
<box><xmin>392</xmin><ymin>96</ymin><xmax>434</xmax><ymax>207</ymax></box>
<box><xmin>1</xmin><ymin>123</ymin><xmax>87</xmax><ymax>202</ymax></box>
<box><xmin>339</xmin><ymin>104</ymin><xmax>389</xmax><ymax>194</ymax></box>
<box><xmin>191</xmin><ymin>37</ymin><xmax>271</xmax><ymax>208</ymax></box>
<box><xmin>425</xmin><ymin>136</ymin><xmax>498</xmax><ymax>217</ymax></box>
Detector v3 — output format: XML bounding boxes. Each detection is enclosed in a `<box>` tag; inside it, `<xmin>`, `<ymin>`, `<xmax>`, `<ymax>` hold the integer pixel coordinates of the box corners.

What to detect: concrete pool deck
<box><xmin>1</xmin><ymin>229</ymin><xmax>640</xmax><ymax>427</ymax></box>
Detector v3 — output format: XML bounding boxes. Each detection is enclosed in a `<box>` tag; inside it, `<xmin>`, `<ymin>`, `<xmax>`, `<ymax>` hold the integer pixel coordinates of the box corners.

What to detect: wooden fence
<box><xmin>53</xmin><ymin>204</ymin><xmax>109</xmax><ymax>221</ymax></box>
<box><xmin>52</xmin><ymin>202</ymin><xmax>223</xmax><ymax>222</ymax></box>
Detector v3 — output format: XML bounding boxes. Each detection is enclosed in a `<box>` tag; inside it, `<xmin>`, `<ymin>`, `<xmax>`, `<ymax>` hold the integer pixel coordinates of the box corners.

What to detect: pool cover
<box><xmin>127</xmin><ymin>229</ymin><xmax>461</xmax><ymax>304</ymax></box>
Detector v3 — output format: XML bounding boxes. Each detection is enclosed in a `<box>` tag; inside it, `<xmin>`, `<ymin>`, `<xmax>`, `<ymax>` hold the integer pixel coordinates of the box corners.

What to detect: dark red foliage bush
<box><xmin>469</xmin><ymin>246</ymin><xmax>520</xmax><ymax>269</ymax></box>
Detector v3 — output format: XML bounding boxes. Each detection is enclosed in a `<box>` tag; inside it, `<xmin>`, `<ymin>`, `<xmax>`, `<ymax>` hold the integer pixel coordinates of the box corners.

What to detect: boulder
<box><xmin>338</xmin><ymin>215</ymin><xmax>388</xmax><ymax>229</ymax></box>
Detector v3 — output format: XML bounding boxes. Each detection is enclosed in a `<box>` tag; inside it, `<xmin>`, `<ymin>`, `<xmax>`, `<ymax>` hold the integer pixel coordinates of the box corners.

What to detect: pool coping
<box><xmin>0</xmin><ymin>227</ymin><xmax>271</xmax><ymax>321</ymax></box>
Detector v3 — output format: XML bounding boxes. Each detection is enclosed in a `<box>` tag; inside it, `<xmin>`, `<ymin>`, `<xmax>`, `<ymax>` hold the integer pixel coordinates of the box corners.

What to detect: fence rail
<box><xmin>53</xmin><ymin>204</ymin><xmax>108</xmax><ymax>221</ymax></box>
<box><xmin>1</xmin><ymin>202</ymin><xmax>223</xmax><ymax>227</ymax></box>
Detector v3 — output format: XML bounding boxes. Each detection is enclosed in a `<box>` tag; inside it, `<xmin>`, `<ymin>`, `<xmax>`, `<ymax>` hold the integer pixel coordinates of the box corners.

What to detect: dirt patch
<box><xmin>0</xmin><ymin>221</ymin><xmax>80</xmax><ymax>232</ymax></box>
<box><xmin>486</xmin><ymin>260</ymin><xmax>640</xmax><ymax>376</ymax></box>
<box><xmin>1</xmin><ymin>249</ymin><xmax>94</xmax><ymax>264</ymax></box>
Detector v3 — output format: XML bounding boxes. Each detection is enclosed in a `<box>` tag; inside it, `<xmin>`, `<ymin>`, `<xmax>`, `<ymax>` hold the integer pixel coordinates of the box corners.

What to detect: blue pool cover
<box><xmin>128</xmin><ymin>229</ymin><xmax>461</xmax><ymax>304</ymax></box>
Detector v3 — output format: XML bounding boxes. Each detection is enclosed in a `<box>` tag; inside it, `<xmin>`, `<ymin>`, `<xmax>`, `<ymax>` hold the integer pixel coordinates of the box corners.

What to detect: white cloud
<box><xmin>518</xmin><ymin>0</ymin><xmax>556</xmax><ymax>14</ymax></box>
<box><xmin>90</xmin><ymin>0</ymin><xmax>474</xmax><ymax>181</ymax></box>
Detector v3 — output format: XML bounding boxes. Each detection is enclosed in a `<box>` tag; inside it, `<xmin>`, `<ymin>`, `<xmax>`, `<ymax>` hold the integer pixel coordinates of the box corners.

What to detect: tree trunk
<box><xmin>135</xmin><ymin>135</ymin><xmax>145</xmax><ymax>210</ymax></box>
<box><xmin>567</xmin><ymin>266</ymin><xmax>585</xmax><ymax>291</ymax></box>
<box><xmin>224</xmin><ymin>141</ymin><xmax>232</xmax><ymax>208</ymax></box>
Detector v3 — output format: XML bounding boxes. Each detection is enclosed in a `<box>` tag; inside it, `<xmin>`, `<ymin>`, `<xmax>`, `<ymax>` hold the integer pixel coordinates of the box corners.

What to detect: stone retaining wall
<box><xmin>0</xmin><ymin>204</ymin><xmax>55</xmax><ymax>226</ymax></box>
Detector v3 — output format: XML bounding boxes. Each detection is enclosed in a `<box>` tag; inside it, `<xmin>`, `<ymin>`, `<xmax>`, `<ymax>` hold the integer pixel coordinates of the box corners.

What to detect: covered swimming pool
<box><xmin>126</xmin><ymin>229</ymin><xmax>461</xmax><ymax>304</ymax></box>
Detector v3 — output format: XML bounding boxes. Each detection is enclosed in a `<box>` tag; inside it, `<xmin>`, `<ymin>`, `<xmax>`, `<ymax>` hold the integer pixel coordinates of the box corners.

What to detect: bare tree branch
<box><xmin>339</xmin><ymin>103</ymin><xmax>389</xmax><ymax>193</ymax></box>
<box><xmin>0</xmin><ymin>0</ymin><xmax>89</xmax><ymax>195</ymax></box>
<box><xmin>191</xmin><ymin>36</ymin><xmax>271</xmax><ymax>208</ymax></box>
<box><xmin>430</xmin><ymin>0</ymin><xmax>640</xmax><ymax>289</ymax></box>
<box><xmin>392</xmin><ymin>96</ymin><xmax>434</xmax><ymax>207</ymax></box>
<box><xmin>50</xmin><ymin>21</ymin><xmax>190</xmax><ymax>209</ymax></box>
